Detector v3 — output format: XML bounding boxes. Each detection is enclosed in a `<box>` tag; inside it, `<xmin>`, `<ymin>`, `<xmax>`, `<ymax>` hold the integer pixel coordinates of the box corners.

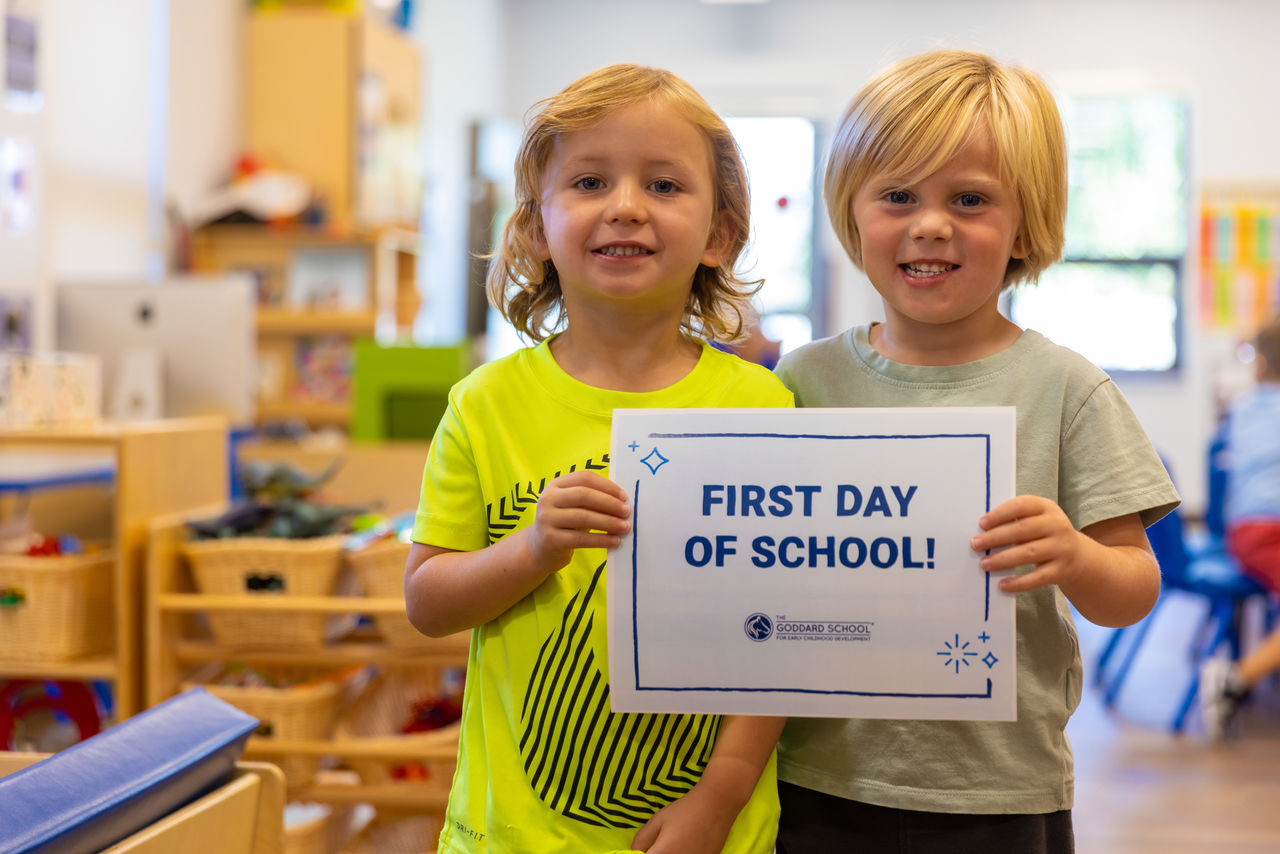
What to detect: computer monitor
<box><xmin>56</xmin><ymin>276</ymin><xmax>256</xmax><ymax>424</ymax></box>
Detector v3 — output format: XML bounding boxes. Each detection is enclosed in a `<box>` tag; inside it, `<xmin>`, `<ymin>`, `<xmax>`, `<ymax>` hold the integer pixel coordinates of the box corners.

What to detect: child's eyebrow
<box><xmin>868</xmin><ymin>172</ymin><xmax>1006</xmax><ymax>190</ymax></box>
<box><xmin>949</xmin><ymin>173</ymin><xmax>1005</xmax><ymax>188</ymax></box>
<box><xmin>561</xmin><ymin>153</ymin><xmax>698</xmax><ymax>173</ymax></box>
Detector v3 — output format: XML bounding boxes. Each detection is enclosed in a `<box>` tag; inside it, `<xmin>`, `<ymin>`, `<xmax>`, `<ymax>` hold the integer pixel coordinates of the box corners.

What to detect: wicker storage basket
<box><xmin>345</xmin><ymin>537</ymin><xmax>429</xmax><ymax>649</ymax></box>
<box><xmin>335</xmin><ymin>668</ymin><xmax>460</xmax><ymax>788</ymax></box>
<box><xmin>182</xmin><ymin>534</ymin><xmax>348</xmax><ymax>649</ymax></box>
<box><xmin>0</xmin><ymin>551</ymin><xmax>113</xmax><ymax>663</ymax></box>
<box><xmin>188</xmin><ymin>665</ymin><xmax>361</xmax><ymax>786</ymax></box>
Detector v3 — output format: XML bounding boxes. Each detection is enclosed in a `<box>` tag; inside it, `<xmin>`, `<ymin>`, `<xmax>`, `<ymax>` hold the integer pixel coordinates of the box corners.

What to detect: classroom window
<box><xmin>1007</xmin><ymin>93</ymin><xmax>1190</xmax><ymax>372</ymax></box>
<box><xmin>726</xmin><ymin>116</ymin><xmax>820</xmax><ymax>356</ymax></box>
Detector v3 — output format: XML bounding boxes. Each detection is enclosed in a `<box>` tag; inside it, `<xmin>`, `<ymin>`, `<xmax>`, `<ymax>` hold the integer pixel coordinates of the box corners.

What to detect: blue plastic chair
<box><xmin>1203</xmin><ymin>422</ymin><xmax>1230</xmax><ymax>545</ymax></box>
<box><xmin>1092</xmin><ymin>461</ymin><xmax>1271</xmax><ymax>732</ymax></box>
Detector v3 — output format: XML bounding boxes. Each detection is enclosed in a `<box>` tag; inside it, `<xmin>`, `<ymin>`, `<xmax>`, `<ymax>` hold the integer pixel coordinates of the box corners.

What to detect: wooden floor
<box><xmin>1071</xmin><ymin>590</ymin><xmax>1280</xmax><ymax>853</ymax></box>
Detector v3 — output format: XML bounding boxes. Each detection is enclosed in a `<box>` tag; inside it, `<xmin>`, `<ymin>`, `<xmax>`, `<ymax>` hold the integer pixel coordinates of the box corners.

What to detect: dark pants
<box><xmin>777</xmin><ymin>781</ymin><xmax>1075</xmax><ymax>854</ymax></box>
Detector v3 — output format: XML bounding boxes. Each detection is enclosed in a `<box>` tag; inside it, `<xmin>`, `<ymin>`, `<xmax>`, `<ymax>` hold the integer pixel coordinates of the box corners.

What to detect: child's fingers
<box><xmin>544</xmin><ymin>482</ymin><xmax>631</xmax><ymax>520</ymax></box>
<box><xmin>977</xmin><ymin>540</ymin><xmax>1043</xmax><ymax>573</ymax></box>
<box><xmin>552</xmin><ymin>469</ymin><xmax>630</xmax><ymax>503</ymax></box>
<box><xmin>977</xmin><ymin>494</ymin><xmax>1052</xmax><ymax>531</ymax></box>
<box><xmin>631</xmin><ymin>816</ymin><xmax>658</xmax><ymax>850</ymax></box>
<box><xmin>970</xmin><ymin>516</ymin><xmax>1047</xmax><ymax>555</ymax></box>
<box><xmin>566</xmin><ymin>530</ymin><xmax>625</xmax><ymax>551</ymax></box>
<box><xmin>529</xmin><ymin>527</ymin><xmax>622</xmax><ymax>566</ymax></box>
<box><xmin>996</xmin><ymin>564</ymin><xmax>1056</xmax><ymax>593</ymax></box>
<box><xmin>543</xmin><ymin>505</ymin><xmax>632</xmax><ymax>536</ymax></box>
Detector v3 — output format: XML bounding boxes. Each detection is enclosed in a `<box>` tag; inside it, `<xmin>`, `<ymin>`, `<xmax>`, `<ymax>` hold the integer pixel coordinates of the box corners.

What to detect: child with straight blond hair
<box><xmin>405</xmin><ymin>63</ymin><xmax>791</xmax><ymax>854</ymax></box>
<box><xmin>773</xmin><ymin>49</ymin><xmax>1180</xmax><ymax>853</ymax></box>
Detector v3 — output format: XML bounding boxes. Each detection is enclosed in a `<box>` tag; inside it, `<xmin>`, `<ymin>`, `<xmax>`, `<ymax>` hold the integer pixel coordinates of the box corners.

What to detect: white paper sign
<box><xmin>607</xmin><ymin>407</ymin><xmax>1016</xmax><ymax>720</ymax></box>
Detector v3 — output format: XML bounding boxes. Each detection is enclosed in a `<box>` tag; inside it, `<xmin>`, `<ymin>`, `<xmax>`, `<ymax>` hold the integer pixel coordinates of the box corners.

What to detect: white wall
<box><xmin>43</xmin><ymin>0</ymin><xmax>164</xmax><ymax>285</ymax></box>
<box><xmin>484</xmin><ymin>0</ymin><xmax>1280</xmax><ymax>512</ymax></box>
<box><xmin>412</xmin><ymin>0</ymin><xmax>505</xmax><ymax>343</ymax></box>
<box><xmin>165</xmin><ymin>0</ymin><xmax>242</xmax><ymax>225</ymax></box>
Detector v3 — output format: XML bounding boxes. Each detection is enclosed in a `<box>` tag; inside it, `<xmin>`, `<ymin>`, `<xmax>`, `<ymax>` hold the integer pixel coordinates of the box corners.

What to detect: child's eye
<box><xmin>575</xmin><ymin>177</ymin><xmax>604</xmax><ymax>191</ymax></box>
<box><xmin>957</xmin><ymin>193</ymin><xmax>984</xmax><ymax>207</ymax></box>
<box><xmin>886</xmin><ymin>190</ymin><xmax>912</xmax><ymax>205</ymax></box>
<box><xmin>650</xmin><ymin>179</ymin><xmax>678</xmax><ymax>194</ymax></box>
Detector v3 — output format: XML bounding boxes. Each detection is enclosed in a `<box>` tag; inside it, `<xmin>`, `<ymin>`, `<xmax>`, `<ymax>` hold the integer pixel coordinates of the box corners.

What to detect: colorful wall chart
<box><xmin>1200</xmin><ymin>199</ymin><xmax>1280</xmax><ymax>332</ymax></box>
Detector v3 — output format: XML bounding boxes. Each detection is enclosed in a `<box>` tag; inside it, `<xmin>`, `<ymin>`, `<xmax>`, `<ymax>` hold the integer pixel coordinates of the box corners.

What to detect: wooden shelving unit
<box><xmin>145</xmin><ymin>511</ymin><xmax>465</xmax><ymax>842</ymax></box>
<box><xmin>0</xmin><ymin>418</ymin><xmax>229</xmax><ymax>720</ymax></box>
<box><xmin>257</xmin><ymin>309</ymin><xmax>379</xmax><ymax>337</ymax></box>
<box><xmin>190</xmin><ymin>226</ymin><xmax>421</xmax><ymax>430</ymax></box>
<box><xmin>186</xmin><ymin>6</ymin><xmax>425</xmax><ymax>433</ymax></box>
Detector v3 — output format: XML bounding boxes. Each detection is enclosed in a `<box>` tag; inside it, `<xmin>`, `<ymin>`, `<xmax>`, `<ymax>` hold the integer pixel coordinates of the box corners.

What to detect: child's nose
<box><xmin>606</xmin><ymin>181</ymin><xmax>646</xmax><ymax>223</ymax></box>
<box><xmin>909</xmin><ymin>206</ymin><xmax>952</xmax><ymax>241</ymax></box>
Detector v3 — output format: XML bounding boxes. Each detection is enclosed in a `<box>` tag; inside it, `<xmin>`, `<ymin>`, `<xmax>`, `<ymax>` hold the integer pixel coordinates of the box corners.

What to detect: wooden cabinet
<box><xmin>0</xmin><ymin>418</ymin><xmax>229</xmax><ymax>720</ymax></box>
<box><xmin>246</xmin><ymin>8</ymin><xmax>421</xmax><ymax>231</ymax></box>
<box><xmin>145</xmin><ymin>511</ymin><xmax>464</xmax><ymax>844</ymax></box>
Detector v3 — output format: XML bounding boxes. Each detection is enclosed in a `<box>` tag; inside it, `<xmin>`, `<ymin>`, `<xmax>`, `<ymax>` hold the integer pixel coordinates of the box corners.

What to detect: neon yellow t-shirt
<box><xmin>414</xmin><ymin>338</ymin><xmax>793</xmax><ymax>853</ymax></box>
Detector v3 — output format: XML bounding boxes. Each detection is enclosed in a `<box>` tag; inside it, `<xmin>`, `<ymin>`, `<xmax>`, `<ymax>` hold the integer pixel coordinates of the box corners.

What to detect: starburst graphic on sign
<box><xmin>937</xmin><ymin>633</ymin><xmax>981</xmax><ymax>674</ymax></box>
<box><xmin>641</xmin><ymin>447</ymin><xmax>669</xmax><ymax>474</ymax></box>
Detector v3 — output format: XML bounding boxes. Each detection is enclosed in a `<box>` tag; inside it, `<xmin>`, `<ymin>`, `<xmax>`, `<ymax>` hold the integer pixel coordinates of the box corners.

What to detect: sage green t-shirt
<box><xmin>774</xmin><ymin>325</ymin><xmax>1179</xmax><ymax>815</ymax></box>
<box><xmin>415</xmin><ymin>338</ymin><xmax>793</xmax><ymax>854</ymax></box>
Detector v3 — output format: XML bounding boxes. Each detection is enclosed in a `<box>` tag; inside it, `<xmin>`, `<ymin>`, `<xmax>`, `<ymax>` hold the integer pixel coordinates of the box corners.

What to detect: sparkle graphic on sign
<box><xmin>983</xmin><ymin>652</ymin><xmax>998</xmax><ymax>669</ymax></box>
<box><xmin>641</xmin><ymin>447</ymin><xmax>669</xmax><ymax>474</ymax></box>
<box><xmin>937</xmin><ymin>633</ymin><xmax>980</xmax><ymax>674</ymax></box>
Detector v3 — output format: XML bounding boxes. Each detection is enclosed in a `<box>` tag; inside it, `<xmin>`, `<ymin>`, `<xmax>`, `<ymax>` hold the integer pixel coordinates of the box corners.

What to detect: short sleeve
<box><xmin>1059</xmin><ymin>380</ymin><xmax>1180</xmax><ymax>530</ymax></box>
<box><xmin>411</xmin><ymin>394</ymin><xmax>490</xmax><ymax>551</ymax></box>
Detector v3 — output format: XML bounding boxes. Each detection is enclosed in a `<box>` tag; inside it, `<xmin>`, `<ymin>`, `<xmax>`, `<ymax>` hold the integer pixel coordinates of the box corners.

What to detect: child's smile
<box><xmin>594</xmin><ymin>243</ymin><xmax>654</xmax><ymax>258</ymax></box>
<box><xmin>900</xmin><ymin>261</ymin><xmax>959</xmax><ymax>279</ymax></box>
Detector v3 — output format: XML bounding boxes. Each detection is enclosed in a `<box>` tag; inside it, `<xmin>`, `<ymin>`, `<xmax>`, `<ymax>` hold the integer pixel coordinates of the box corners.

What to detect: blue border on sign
<box><xmin>629</xmin><ymin>431</ymin><xmax>995</xmax><ymax>700</ymax></box>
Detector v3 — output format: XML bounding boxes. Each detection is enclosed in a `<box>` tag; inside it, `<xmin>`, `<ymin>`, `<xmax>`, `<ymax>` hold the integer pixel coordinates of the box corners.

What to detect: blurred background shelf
<box><xmin>0</xmin><ymin>418</ymin><xmax>229</xmax><ymax>721</ymax></box>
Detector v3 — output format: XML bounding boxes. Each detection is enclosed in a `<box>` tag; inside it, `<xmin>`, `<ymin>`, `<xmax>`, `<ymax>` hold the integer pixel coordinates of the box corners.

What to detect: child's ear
<box><xmin>1010</xmin><ymin>229</ymin><xmax>1029</xmax><ymax>260</ymax></box>
<box><xmin>701</xmin><ymin>211</ymin><xmax>735</xmax><ymax>268</ymax></box>
<box><xmin>532</xmin><ymin>214</ymin><xmax>552</xmax><ymax>262</ymax></box>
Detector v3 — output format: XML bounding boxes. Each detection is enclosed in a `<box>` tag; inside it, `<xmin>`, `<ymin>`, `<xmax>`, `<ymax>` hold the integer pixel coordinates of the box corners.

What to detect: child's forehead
<box><xmin>865</xmin><ymin>122</ymin><xmax>1004</xmax><ymax>184</ymax></box>
<box><xmin>541</xmin><ymin>103</ymin><xmax>715</xmax><ymax>168</ymax></box>
<box><xmin>556</xmin><ymin>99</ymin><xmax>699</xmax><ymax>139</ymax></box>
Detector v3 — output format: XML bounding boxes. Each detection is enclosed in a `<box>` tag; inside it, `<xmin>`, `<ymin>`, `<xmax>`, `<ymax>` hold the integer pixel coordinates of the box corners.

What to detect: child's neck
<box><xmin>549</xmin><ymin>322</ymin><xmax>702</xmax><ymax>392</ymax></box>
<box><xmin>869</xmin><ymin>314</ymin><xmax>1023</xmax><ymax>366</ymax></box>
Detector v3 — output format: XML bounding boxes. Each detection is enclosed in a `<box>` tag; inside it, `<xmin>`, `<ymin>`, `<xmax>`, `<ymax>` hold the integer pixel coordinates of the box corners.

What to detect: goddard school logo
<box><xmin>744</xmin><ymin>613</ymin><xmax>774</xmax><ymax>642</ymax></box>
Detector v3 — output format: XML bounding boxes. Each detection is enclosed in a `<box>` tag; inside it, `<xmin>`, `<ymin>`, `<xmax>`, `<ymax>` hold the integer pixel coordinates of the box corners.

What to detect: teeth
<box><xmin>903</xmin><ymin>263</ymin><xmax>956</xmax><ymax>275</ymax></box>
<box><xmin>597</xmin><ymin>245</ymin><xmax>651</xmax><ymax>257</ymax></box>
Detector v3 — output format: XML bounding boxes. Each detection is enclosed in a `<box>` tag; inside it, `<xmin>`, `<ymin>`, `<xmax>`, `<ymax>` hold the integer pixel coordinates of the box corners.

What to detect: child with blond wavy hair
<box><xmin>405</xmin><ymin>63</ymin><xmax>791</xmax><ymax>854</ymax></box>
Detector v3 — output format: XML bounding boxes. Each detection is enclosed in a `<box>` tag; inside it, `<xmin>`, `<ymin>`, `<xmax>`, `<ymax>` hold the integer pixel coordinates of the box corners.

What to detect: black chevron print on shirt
<box><xmin>518</xmin><ymin>560</ymin><xmax>719</xmax><ymax>828</ymax></box>
<box><xmin>486</xmin><ymin>454</ymin><xmax>610</xmax><ymax>544</ymax></box>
